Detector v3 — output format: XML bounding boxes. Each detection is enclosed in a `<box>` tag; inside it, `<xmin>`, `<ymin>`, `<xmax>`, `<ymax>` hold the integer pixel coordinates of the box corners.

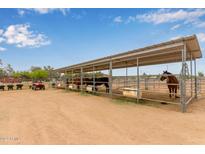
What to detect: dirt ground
<box><xmin>0</xmin><ymin>89</ymin><xmax>205</xmax><ymax>144</ymax></box>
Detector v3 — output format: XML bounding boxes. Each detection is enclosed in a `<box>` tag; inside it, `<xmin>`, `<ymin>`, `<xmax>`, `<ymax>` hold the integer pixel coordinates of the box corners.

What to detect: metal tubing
<box><xmin>60</xmin><ymin>46</ymin><xmax>184</xmax><ymax>74</ymax></box>
<box><xmin>80</xmin><ymin>67</ymin><xmax>83</xmax><ymax>91</ymax></box>
<box><xmin>190</xmin><ymin>54</ymin><xmax>193</xmax><ymax>97</ymax></box>
<box><xmin>194</xmin><ymin>59</ymin><xmax>197</xmax><ymax>99</ymax></box>
<box><xmin>137</xmin><ymin>58</ymin><xmax>140</xmax><ymax>103</ymax></box>
<box><xmin>64</xmin><ymin>70</ymin><xmax>67</xmax><ymax>90</ymax></box>
<box><xmin>93</xmin><ymin>66</ymin><xmax>96</xmax><ymax>93</ymax></box>
<box><xmin>109</xmin><ymin>61</ymin><xmax>112</xmax><ymax>95</ymax></box>
<box><xmin>180</xmin><ymin>44</ymin><xmax>187</xmax><ymax>112</ymax></box>
<box><xmin>125</xmin><ymin>62</ymin><xmax>128</xmax><ymax>87</ymax></box>
<box><xmin>71</xmin><ymin>69</ymin><xmax>74</xmax><ymax>85</ymax></box>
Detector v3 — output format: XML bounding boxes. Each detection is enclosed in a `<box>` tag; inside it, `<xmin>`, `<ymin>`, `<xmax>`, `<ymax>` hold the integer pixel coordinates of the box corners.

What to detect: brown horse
<box><xmin>160</xmin><ymin>71</ymin><xmax>179</xmax><ymax>98</ymax></box>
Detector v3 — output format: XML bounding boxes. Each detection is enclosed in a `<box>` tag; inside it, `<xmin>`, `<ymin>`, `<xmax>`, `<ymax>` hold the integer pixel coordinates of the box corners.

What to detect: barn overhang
<box><xmin>55</xmin><ymin>35</ymin><xmax>202</xmax><ymax>73</ymax></box>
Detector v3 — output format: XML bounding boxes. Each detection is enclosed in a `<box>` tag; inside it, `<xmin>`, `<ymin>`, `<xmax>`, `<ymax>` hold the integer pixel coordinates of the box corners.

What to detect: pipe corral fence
<box><xmin>55</xmin><ymin>35</ymin><xmax>202</xmax><ymax>112</ymax></box>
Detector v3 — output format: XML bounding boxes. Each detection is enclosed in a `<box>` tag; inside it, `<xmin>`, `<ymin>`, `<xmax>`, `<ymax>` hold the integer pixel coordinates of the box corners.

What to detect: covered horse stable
<box><xmin>55</xmin><ymin>35</ymin><xmax>202</xmax><ymax>112</ymax></box>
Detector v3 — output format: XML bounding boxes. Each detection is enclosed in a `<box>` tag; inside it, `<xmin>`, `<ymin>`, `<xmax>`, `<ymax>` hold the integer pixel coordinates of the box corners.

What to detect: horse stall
<box><xmin>55</xmin><ymin>35</ymin><xmax>202</xmax><ymax>112</ymax></box>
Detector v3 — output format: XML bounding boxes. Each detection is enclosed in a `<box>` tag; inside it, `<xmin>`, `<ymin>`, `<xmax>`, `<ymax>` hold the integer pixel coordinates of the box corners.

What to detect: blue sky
<box><xmin>0</xmin><ymin>8</ymin><xmax>205</xmax><ymax>75</ymax></box>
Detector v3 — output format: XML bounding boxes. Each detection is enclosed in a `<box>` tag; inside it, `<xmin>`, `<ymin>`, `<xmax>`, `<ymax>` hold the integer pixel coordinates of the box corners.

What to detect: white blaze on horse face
<box><xmin>164</xmin><ymin>74</ymin><xmax>168</xmax><ymax>78</ymax></box>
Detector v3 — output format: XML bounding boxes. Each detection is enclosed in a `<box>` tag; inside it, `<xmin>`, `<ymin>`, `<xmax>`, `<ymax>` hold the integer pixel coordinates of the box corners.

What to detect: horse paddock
<box><xmin>56</xmin><ymin>35</ymin><xmax>202</xmax><ymax>112</ymax></box>
<box><xmin>1</xmin><ymin>89</ymin><xmax>205</xmax><ymax>144</ymax></box>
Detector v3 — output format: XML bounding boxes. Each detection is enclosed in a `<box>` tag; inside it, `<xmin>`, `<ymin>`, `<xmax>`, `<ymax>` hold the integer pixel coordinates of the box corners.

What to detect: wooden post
<box><xmin>137</xmin><ymin>58</ymin><xmax>140</xmax><ymax>103</ymax></box>
<box><xmin>80</xmin><ymin>67</ymin><xmax>83</xmax><ymax>91</ymax></box>
<box><xmin>109</xmin><ymin>61</ymin><xmax>112</xmax><ymax>95</ymax></box>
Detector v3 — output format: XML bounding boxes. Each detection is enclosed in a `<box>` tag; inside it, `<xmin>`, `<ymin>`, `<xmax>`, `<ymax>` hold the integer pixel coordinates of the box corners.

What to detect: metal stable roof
<box><xmin>56</xmin><ymin>35</ymin><xmax>202</xmax><ymax>73</ymax></box>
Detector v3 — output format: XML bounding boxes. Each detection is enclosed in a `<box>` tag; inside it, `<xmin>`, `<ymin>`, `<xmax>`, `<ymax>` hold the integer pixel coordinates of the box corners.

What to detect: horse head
<box><xmin>160</xmin><ymin>71</ymin><xmax>171</xmax><ymax>81</ymax></box>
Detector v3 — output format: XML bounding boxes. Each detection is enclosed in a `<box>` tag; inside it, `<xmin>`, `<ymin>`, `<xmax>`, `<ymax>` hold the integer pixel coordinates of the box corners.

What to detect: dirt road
<box><xmin>0</xmin><ymin>89</ymin><xmax>205</xmax><ymax>144</ymax></box>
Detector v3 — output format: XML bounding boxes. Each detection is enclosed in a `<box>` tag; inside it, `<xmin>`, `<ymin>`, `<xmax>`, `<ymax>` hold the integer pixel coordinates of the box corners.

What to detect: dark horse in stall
<box><xmin>71</xmin><ymin>77</ymin><xmax>109</xmax><ymax>93</ymax></box>
<box><xmin>160</xmin><ymin>71</ymin><xmax>179</xmax><ymax>98</ymax></box>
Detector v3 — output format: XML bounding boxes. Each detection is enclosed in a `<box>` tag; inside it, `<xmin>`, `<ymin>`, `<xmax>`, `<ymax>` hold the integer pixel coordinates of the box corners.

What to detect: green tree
<box><xmin>0</xmin><ymin>68</ymin><xmax>6</xmax><ymax>77</ymax></box>
<box><xmin>198</xmin><ymin>71</ymin><xmax>204</xmax><ymax>77</ymax></box>
<box><xmin>30</xmin><ymin>69</ymin><xmax>48</xmax><ymax>81</ymax></box>
<box><xmin>43</xmin><ymin>65</ymin><xmax>59</xmax><ymax>79</ymax></box>
<box><xmin>12</xmin><ymin>71</ymin><xmax>32</xmax><ymax>80</ymax></box>
<box><xmin>5</xmin><ymin>64</ymin><xmax>14</xmax><ymax>76</ymax></box>
<box><xmin>30</xmin><ymin>66</ymin><xmax>42</xmax><ymax>72</ymax></box>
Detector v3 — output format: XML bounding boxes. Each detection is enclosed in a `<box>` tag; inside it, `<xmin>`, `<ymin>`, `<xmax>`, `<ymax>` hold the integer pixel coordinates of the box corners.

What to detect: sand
<box><xmin>0</xmin><ymin>89</ymin><xmax>205</xmax><ymax>144</ymax></box>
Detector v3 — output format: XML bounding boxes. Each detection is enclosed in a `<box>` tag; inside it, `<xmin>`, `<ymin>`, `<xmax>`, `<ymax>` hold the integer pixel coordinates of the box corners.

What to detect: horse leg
<box><xmin>169</xmin><ymin>87</ymin><xmax>172</xmax><ymax>98</ymax></box>
<box><xmin>106</xmin><ymin>84</ymin><xmax>109</xmax><ymax>93</ymax></box>
<box><xmin>175</xmin><ymin>87</ymin><xmax>179</xmax><ymax>98</ymax></box>
<box><xmin>172</xmin><ymin>88</ymin><xmax>174</xmax><ymax>97</ymax></box>
<box><xmin>94</xmin><ymin>83</ymin><xmax>98</xmax><ymax>92</ymax></box>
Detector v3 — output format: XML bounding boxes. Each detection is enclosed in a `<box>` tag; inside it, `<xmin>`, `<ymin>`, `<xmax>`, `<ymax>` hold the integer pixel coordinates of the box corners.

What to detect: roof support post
<box><xmin>137</xmin><ymin>58</ymin><xmax>140</xmax><ymax>103</ymax></box>
<box><xmin>93</xmin><ymin>66</ymin><xmax>96</xmax><ymax>93</ymax></box>
<box><xmin>109</xmin><ymin>60</ymin><xmax>112</xmax><ymax>96</ymax></box>
<box><xmin>190</xmin><ymin>53</ymin><xmax>193</xmax><ymax>97</ymax></box>
<box><xmin>80</xmin><ymin>67</ymin><xmax>83</xmax><ymax>92</ymax></box>
<box><xmin>180</xmin><ymin>44</ymin><xmax>187</xmax><ymax>113</ymax></box>
<box><xmin>125</xmin><ymin>61</ymin><xmax>128</xmax><ymax>87</ymax></box>
<box><xmin>71</xmin><ymin>69</ymin><xmax>73</xmax><ymax>85</ymax></box>
<box><xmin>194</xmin><ymin>59</ymin><xmax>197</xmax><ymax>99</ymax></box>
<box><xmin>64</xmin><ymin>70</ymin><xmax>67</xmax><ymax>90</ymax></box>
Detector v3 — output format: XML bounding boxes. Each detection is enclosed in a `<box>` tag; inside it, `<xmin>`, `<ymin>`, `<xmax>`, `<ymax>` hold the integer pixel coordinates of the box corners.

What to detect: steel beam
<box><xmin>80</xmin><ymin>67</ymin><xmax>83</xmax><ymax>91</ymax></box>
<box><xmin>109</xmin><ymin>61</ymin><xmax>112</xmax><ymax>95</ymax></box>
<box><xmin>194</xmin><ymin>59</ymin><xmax>197</xmax><ymax>99</ymax></box>
<box><xmin>71</xmin><ymin>69</ymin><xmax>73</xmax><ymax>85</ymax></box>
<box><xmin>125</xmin><ymin>61</ymin><xmax>128</xmax><ymax>87</ymax></box>
<box><xmin>180</xmin><ymin>44</ymin><xmax>187</xmax><ymax>112</ymax></box>
<box><xmin>137</xmin><ymin>58</ymin><xmax>140</xmax><ymax>103</ymax></box>
<box><xmin>93</xmin><ymin>66</ymin><xmax>96</xmax><ymax>93</ymax></box>
<box><xmin>190</xmin><ymin>54</ymin><xmax>193</xmax><ymax>97</ymax></box>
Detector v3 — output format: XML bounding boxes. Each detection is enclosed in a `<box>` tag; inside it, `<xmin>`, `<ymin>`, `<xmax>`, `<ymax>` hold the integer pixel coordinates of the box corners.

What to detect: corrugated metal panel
<box><xmin>55</xmin><ymin>34</ymin><xmax>202</xmax><ymax>73</ymax></box>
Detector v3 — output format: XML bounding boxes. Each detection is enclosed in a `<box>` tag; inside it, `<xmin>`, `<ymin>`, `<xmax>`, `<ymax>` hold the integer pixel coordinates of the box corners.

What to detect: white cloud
<box><xmin>197</xmin><ymin>33</ymin><xmax>205</xmax><ymax>42</ymax></box>
<box><xmin>18</xmin><ymin>9</ymin><xmax>25</xmax><ymax>16</ymax></box>
<box><xmin>112</xmin><ymin>9</ymin><xmax>205</xmax><ymax>28</ymax></box>
<box><xmin>113</xmin><ymin>16</ymin><xmax>123</xmax><ymax>23</ymax></box>
<box><xmin>3</xmin><ymin>24</ymin><xmax>50</xmax><ymax>48</ymax></box>
<box><xmin>136</xmin><ymin>9</ymin><xmax>205</xmax><ymax>25</ymax></box>
<box><xmin>18</xmin><ymin>8</ymin><xmax>70</xmax><ymax>16</ymax></box>
<box><xmin>171</xmin><ymin>24</ymin><xmax>181</xmax><ymax>30</ymax></box>
<box><xmin>32</xmin><ymin>8</ymin><xmax>52</xmax><ymax>14</ymax></box>
<box><xmin>0</xmin><ymin>29</ymin><xmax>3</xmax><ymax>35</ymax></box>
<box><xmin>0</xmin><ymin>47</ymin><xmax>6</xmax><ymax>51</ymax></box>
<box><xmin>170</xmin><ymin>36</ymin><xmax>182</xmax><ymax>40</ymax></box>
<box><xmin>125</xmin><ymin>16</ymin><xmax>136</xmax><ymax>24</ymax></box>
<box><xmin>0</xmin><ymin>37</ymin><xmax>5</xmax><ymax>43</ymax></box>
<box><xmin>195</xmin><ymin>21</ymin><xmax>205</xmax><ymax>28</ymax></box>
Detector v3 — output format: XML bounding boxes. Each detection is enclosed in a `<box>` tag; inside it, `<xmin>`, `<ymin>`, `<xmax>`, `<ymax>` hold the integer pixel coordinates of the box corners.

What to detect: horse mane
<box><xmin>167</xmin><ymin>73</ymin><xmax>179</xmax><ymax>84</ymax></box>
<box><xmin>164</xmin><ymin>71</ymin><xmax>172</xmax><ymax>74</ymax></box>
